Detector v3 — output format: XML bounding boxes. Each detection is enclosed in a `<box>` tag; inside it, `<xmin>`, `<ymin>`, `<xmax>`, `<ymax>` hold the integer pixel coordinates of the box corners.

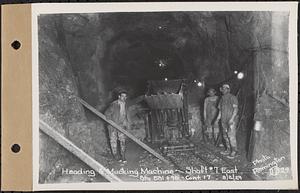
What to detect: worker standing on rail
<box><xmin>105</xmin><ymin>90</ymin><xmax>130</xmax><ymax>163</ymax></box>
<box><xmin>203</xmin><ymin>88</ymin><xmax>220</xmax><ymax>143</ymax></box>
<box><xmin>217</xmin><ymin>84</ymin><xmax>239</xmax><ymax>159</ymax></box>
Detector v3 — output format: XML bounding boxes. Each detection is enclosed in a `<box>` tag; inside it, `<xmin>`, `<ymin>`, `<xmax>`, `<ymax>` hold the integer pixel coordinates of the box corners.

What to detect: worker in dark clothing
<box><xmin>104</xmin><ymin>90</ymin><xmax>145</xmax><ymax>163</ymax></box>
<box><xmin>217</xmin><ymin>84</ymin><xmax>239</xmax><ymax>159</ymax></box>
<box><xmin>104</xmin><ymin>91</ymin><xmax>130</xmax><ymax>163</ymax></box>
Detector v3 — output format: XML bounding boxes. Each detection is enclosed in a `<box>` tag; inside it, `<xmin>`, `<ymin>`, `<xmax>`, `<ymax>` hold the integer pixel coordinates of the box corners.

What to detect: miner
<box><xmin>203</xmin><ymin>88</ymin><xmax>220</xmax><ymax>142</ymax></box>
<box><xmin>104</xmin><ymin>90</ymin><xmax>130</xmax><ymax>163</ymax></box>
<box><xmin>217</xmin><ymin>84</ymin><xmax>239</xmax><ymax>159</ymax></box>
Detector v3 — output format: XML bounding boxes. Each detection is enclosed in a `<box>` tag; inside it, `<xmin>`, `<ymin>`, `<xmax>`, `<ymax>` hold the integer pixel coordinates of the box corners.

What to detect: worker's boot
<box><xmin>210</xmin><ymin>135</ymin><xmax>215</xmax><ymax>144</ymax></box>
<box><xmin>227</xmin><ymin>150</ymin><xmax>238</xmax><ymax>159</ymax></box>
<box><xmin>214</xmin><ymin>133</ymin><xmax>219</xmax><ymax>144</ymax></box>
<box><xmin>220</xmin><ymin>140</ymin><xmax>230</xmax><ymax>155</ymax></box>
<box><xmin>220</xmin><ymin>149</ymin><xmax>230</xmax><ymax>155</ymax></box>
<box><xmin>114</xmin><ymin>154</ymin><xmax>121</xmax><ymax>161</ymax></box>
<box><xmin>121</xmin><ymin>152</ymin><xmax>127</xmax><ymax>163</ymax></box>
<box><xmin>207</xmin><ymin>132</ymin><xmax>212</xmax><ymax>142</ymax></box>
<box><xmin>218</xmin><ymin>143</ymin><xmax>224</xmax><ymax>148</ymax></box>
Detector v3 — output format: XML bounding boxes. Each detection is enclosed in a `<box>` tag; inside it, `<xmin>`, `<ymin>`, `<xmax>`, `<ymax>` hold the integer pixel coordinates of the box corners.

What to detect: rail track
<box><xmin>164</xmin><ymin>142</ymin><xmax>254</xmax><ymax>181</ymax></box>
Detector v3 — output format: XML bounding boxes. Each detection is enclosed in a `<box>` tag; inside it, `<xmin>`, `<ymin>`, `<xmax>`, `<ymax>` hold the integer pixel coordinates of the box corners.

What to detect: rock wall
<box><xmin>202</xmin><ymin>12</ymin><xmax>290</xmax><ymax>180</ymax></box>
<box><xmin>60</xmin><ymin>14</ymin><xmax>116</xmax><ymax>110</ymax></box>
<box><xmin>251</xmin><ymin>12</ymin><xmax>291</xmax><ymax>180</ymax></box>
<box><xmin>38</xmin><ymin>15</ymin><xmax>109</xmax><ymax>183</ymax></box>
<box><xmin>188</xmin><ymin>13</ymin><xmax>290</xmax><ymax>173</ymax></box>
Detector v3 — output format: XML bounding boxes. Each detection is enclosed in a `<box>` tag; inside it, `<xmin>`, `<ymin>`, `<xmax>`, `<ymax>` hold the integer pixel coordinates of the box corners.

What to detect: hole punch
<box><xmin>11</xmin><ymin>40</ymin><xmax>21</xmax><ymax>50</ymax></box>
<box><xmin>11</xmin><ymin>144</ymin><xmax>21</xmax><ymax>153</ymax></box>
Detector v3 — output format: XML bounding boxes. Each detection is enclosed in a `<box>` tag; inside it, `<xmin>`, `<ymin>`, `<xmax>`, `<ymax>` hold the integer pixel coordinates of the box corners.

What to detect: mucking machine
<box><xmin>143</xmin><ymin>79</ymin><xmax>195</xmax><ymax>155</ymax></box>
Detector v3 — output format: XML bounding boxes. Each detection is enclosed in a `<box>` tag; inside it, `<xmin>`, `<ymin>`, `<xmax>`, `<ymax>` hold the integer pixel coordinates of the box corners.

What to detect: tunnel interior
<box><xmin>38</xmin><ymin>11</ymin><xmax>290</xmax><ymax>183</ymax></box>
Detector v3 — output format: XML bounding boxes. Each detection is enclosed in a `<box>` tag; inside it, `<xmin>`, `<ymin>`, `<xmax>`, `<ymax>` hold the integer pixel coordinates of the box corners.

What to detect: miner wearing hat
<box><xmin>203</xmin><ymin>88</ymin><xmax>220</xmax><ymax>142</ymax></box>
<box><xmin>217</xmin><ymin>84</ymin><xmax>239</xmax><ymax>159</ymax></box>
<box><xmin>104</xmin><ymin>90</ymin><xmax>130</xmax><ymax>163</ymax></box>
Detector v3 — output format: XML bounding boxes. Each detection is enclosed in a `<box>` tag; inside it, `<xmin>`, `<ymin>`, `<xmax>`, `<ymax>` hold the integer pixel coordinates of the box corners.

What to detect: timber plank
<box><xmin>39</xmin><ymin>120</ymin><xmax>122</xmax><ymax>182</ymax></box>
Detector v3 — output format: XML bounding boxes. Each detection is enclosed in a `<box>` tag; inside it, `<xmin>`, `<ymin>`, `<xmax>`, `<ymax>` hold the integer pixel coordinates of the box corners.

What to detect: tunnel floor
<box><xmin>103</xmin><ymin>139</ymin><xmax>253</xmax><ymax>182</ymax></box>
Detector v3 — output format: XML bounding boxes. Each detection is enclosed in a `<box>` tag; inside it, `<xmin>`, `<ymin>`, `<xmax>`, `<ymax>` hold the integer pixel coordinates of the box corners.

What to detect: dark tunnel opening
<box><xmin>38</xmin><ymin>11</ymin><xmax>291</xmax><ymax>183</ymax></box>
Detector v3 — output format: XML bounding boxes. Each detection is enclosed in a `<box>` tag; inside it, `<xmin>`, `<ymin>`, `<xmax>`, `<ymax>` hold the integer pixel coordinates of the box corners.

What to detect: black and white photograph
<box><xmin>34</xmin><ymin>2</ymin><xmax>298</xmax><ymax>190</ymax></box>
